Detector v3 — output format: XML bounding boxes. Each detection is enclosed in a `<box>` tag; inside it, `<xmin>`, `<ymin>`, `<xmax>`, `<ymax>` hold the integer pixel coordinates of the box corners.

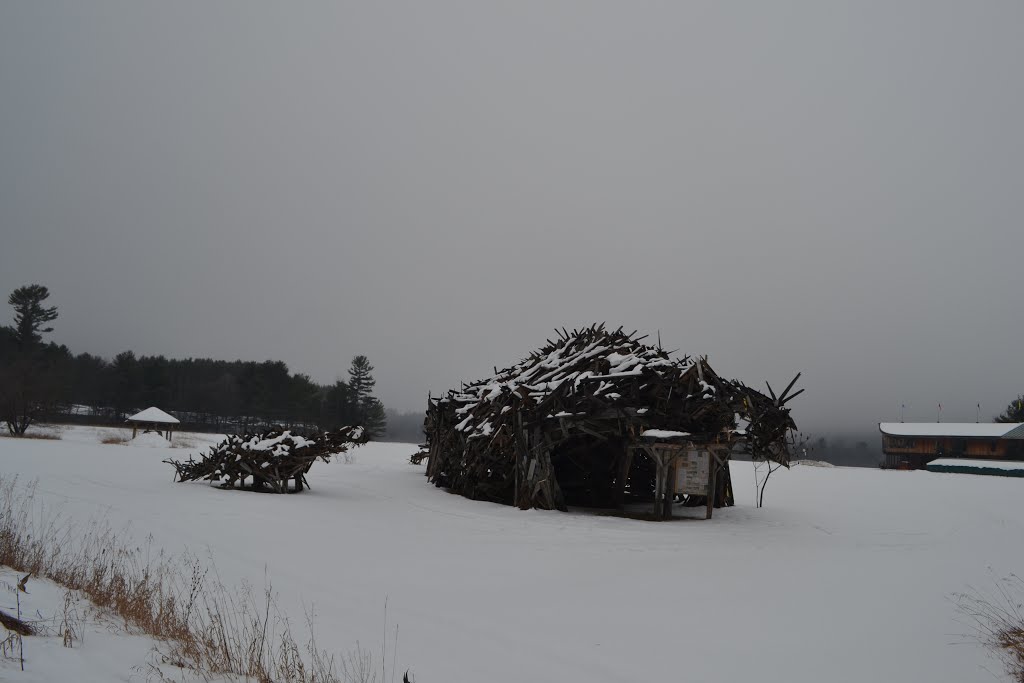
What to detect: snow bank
<box><xmin>927</xmin><ymin>458</ymin><xmax>1024</xmax><ymax>476</ymax></box>
<box><xmin>131</xmin><ymin>431</ymin><xmax>172</xmax><ymax>448</ymax></box>
<box><xmin>0</xmin><ymin>567</ymin><xmax>174</xmax><ymax>683</ymax></box>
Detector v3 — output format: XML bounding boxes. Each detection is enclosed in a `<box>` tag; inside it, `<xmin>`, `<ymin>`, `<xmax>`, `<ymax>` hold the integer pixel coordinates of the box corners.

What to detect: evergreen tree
<box><xmin>1</xmin><ymin>285</ymin><xmax>61</xmax><ymax>434</ymax></box>
<box><xmin>0</xmin><ymin>297</ymin><xmax>396</xmax><ymax>436</ymax></box>
<box><xmin>110</xmin><ymin>351</ymin><xmax>141</xmax><ymax>417</ymax></box>
<box><xmin>348</xmin><ymin>356</ymin><xmax>376</xmax><ymax>407</ymax></box>
<box><xmin>8</xmin><ymin>284</ymin><xmax>58</xmax><ymax>349</ymax></box>
<box><xmin>324</xmin><ymin>380</ymin><xmax>353</xmax><ymax>430</ymax></box>
<box><xmin>995</xmin><ymin>395</ymin><xmax>1024</xmax><ymax>423</ymax></box>
<box><xmin>361</xmin><ymin>397</ymin><xmax>387</xmax><ymax>439</ymax></box>
<box><xmin>346</xmin><ymin>355</ymin><xmax>386</xmax><ymax>438</ymax></box>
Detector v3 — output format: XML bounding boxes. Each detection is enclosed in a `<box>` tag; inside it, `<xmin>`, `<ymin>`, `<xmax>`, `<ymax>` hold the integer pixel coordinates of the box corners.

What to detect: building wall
<box><xmin>881</xmin><ymin>435</ymin><xmax>1016</xmax><ymax>469</ymax></box>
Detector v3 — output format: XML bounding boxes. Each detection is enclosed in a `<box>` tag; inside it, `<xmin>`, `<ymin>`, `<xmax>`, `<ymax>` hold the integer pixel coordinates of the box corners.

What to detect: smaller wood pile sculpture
<box><xmin>165</xmin><ymin>426</ymin><xmax>367</xmax><ymax>493</ymax></box>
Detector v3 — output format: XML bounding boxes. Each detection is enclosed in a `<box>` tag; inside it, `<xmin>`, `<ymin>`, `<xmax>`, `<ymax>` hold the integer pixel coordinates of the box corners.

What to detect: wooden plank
<box><xmin>614</xmin><ymin>450</ymin><xmax>633</xmax><ymax>510</ymax></box>
<box><xmin>664</xmin><ymin>457</ymin><xmax>677</xmax><ymax>520</ymax></box>
<box><xmin>706</xmin><ymin>452</ymin><xmax>717</xmax><ymax>519</ymax></box>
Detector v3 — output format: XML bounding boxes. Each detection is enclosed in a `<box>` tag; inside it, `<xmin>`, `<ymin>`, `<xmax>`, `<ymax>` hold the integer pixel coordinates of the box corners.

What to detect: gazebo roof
<box><xmin>126</xmin><ymin>407</ymin><xmax>180</xmax><ymax>424</ymax></box>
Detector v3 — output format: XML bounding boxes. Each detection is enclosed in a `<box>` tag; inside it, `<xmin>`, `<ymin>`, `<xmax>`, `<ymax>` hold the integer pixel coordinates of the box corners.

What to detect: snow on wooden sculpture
<box><xmin>165</xmin><ymin>426</ymin><xmax>367</xmax><ymax>493</ymax></box>
<box><xmin>423</xmin><ymin>324</ymin><xmax>800</xmax><ymax>517</ymax></box>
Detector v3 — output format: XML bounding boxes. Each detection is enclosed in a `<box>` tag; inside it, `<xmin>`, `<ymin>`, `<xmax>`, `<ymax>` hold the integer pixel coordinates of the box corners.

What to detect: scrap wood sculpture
<box><xmin>424</xmin><ymin>324</ymin><xmax>799</xmax><ymax>515</ymax></box>
<box><xmin>165</xmin><ymin>426</ymin><xmax>367</xmax><ymax>493</ymax></box>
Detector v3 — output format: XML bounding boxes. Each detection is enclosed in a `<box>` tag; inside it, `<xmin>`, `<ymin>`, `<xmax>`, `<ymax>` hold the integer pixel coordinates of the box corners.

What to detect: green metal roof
<box><xmin>1002</xmin><ymin>424</ymin><xmax>1024</xmax><ymax>440</ymax></box>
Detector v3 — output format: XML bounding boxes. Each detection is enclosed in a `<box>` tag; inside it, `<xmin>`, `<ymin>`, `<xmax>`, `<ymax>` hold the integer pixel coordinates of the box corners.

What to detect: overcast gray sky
<box><xmin>1</xmin><ymin>2</ymin><xmax>1022</xmax><ymax>433</ymax></box>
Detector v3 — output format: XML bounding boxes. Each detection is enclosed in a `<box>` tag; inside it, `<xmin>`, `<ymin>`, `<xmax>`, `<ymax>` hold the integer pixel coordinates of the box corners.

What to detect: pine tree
<box><xmin>8</xmin><ymin>284</ymin><xmax>58</xmax><ymax>349</ymax></box>
<box><xmin>1</xmin><ymin>285</ymin><xmax>60</xmax><ymax>434</ymax></box>
<box><xmin>361</xmin><ymin>397</ymin><xmax>387</xmax><ymax>439</ymax></box>
<box><xmin>995</xmin><ymin>395</ymin><xmax>1024</xmax><ymax>423</ymax></box>
<box><xmin>348</xmin><ymin>356</ymin><xmax>375</xmax><ymax>406</ymax></box>
<box><xmin>324</xmin><ymin>380</ymin><xmax>353</xmax><ymax>430</ymax></box>
<box><xmin>346</xmin><ymin>356</ymin><xmax>387</xmax><ymax>438</ymax></box>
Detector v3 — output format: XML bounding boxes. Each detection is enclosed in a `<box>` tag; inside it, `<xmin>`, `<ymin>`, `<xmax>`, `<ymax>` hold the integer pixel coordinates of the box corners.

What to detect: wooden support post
<box><xmin>706</xmin><ymin>452</ymin><xmax>717</xmax><ymax>520</ymax></box>
<box><xmin>665</xmin><ymin>457</ymin><xmax>677</xmax><ymax>520</ymax></box>
<box><xmin>514</xmin><ymin>442</ymin><xmax>520</xmax><ymax>508</ymax></box>
<box><xmin>650</xmin><ymin>448</ymin><xmax>677</xmax><ymax>520</ymax></box>
<box><xmin>651</xmin><ymin>450</ymin><xmax>662</xmax><ymax>518</ymax></box>
<box><xmin>615</xmin><ymin>450</ymin><xmax>634</xmax><ymax>510</ymax></box>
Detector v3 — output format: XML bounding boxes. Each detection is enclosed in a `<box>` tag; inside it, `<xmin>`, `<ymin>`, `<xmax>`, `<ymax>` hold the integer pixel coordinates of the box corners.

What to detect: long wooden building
<box><xmin>879</xmin><ymin>422</ymin><xmax>1024</xmax><ymax>469</ymax></box>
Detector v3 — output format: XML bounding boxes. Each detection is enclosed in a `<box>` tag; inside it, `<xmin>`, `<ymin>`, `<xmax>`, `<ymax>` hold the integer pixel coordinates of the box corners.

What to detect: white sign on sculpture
<box><xmin>675</xmin><ymin>448</ymin><xmax>710</xmax><ymax>496</ymax></box>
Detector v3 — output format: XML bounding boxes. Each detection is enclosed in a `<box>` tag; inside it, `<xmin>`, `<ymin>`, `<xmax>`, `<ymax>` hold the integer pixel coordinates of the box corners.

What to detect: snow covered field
<box><xmin>0</xmin><ymin>566</ymin><xmax>168</xmax><ymax>683</ymax></box>
<box><xmin>2</xmin><ymin>425</ymin><xmax>1022</xmax><ymax>682</ymax></box>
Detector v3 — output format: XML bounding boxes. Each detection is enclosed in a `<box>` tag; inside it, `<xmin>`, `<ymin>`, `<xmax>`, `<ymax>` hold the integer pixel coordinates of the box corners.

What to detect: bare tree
<box><xmin>752</xmin><ymin>431</ymin><xmax>806</xmax><ymax>508</ymax></box>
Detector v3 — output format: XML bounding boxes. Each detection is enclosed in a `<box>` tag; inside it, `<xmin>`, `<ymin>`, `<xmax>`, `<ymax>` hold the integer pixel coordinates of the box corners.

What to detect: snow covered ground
<box><xmin>1</xmin><ymin>425</ymin><xmax>1021</xmax><ymax>682</ymax></box>
<box><xmin>0</xmin><ymin>567</ymin><xmax>174</xmax><ymax>683</ymax></box>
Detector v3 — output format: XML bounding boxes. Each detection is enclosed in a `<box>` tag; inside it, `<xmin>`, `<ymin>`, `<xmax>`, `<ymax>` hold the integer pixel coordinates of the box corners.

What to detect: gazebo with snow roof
<box><xmin>126</xmin><ymin>407</ymin><xmax>180</xmax><ymax>442</ymax></box>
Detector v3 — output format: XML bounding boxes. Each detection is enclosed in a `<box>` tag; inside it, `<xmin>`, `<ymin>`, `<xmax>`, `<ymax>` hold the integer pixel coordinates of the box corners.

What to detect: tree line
<box><xmin>0</xmin><ymin>284</ymin><xmax>387</xmax><ymax>437</ymax></box>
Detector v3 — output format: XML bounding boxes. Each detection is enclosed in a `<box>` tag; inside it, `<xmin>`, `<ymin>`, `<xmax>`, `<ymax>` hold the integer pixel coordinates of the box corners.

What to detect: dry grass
<box><xmin>0</xmin><ymin>474</ymin><xmax>401</xmax><ymax>682</ymax></box>
<box><xmin>98</xmin><ymin>429</ymin><xmax>131</xmax><ymax>445</ymax></box>
<box><xmin>0</xmin><ymin>631</ymin><xmax>19</xmax><ymax>659</ymax></box>
<box><xmin>14</xmin><ymin>432</ymin><xmax>62</xmax><ymax>441</ymax></box>
<box><xmin>100</xmin><ymin>430</ymin><xmax>198</xmax><ymax>449</ymax></box>
<box><xmin>954</xmin><ymin>573</ymin><xmax>1024</xmax><ymax>681</ymax></box>
<box><xmin>170</xmin><ymin>435</ymin><xmax>197</xmax><ymax>449</ymax></box>
<box><xmin>3</xmin><ymin>424</ymin><xmax>64</xmax><ymax>440</ymax></box>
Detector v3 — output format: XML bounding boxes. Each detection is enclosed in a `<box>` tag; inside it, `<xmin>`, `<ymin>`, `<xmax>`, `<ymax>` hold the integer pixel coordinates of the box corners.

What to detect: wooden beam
<box><xmin>614</xmin><ymin>450</ymin><xmax>633</xmax><ymax>510</ymax></box>
<box><xmin>664</xmin><ymin>457</ymin><xmax>677</xmax><ymax>520</ymax></box>
<box><xmin>706</xmin><ymin>451</ymin><xmax>717</xmax><ymax>520</ymax></box>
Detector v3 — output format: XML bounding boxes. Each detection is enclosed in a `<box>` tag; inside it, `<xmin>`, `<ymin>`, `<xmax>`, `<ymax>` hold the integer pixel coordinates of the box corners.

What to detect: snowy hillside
<box><xmin>1</xmin><ymin>426</ymin><xmax>1021</xmax><ymax>682</ymax></box>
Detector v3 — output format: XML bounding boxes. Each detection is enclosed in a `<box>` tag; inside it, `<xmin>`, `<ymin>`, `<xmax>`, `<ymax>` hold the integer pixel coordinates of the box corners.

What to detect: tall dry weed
<box><xmin>954</xmin><ymin>573</ymin><xmax>1024</xmax><ymax>681</ymax></box>
<box><xmin>0</xmin><ymin>474</ymin><xmax>405</xmax><ymax>683</ymax></box>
